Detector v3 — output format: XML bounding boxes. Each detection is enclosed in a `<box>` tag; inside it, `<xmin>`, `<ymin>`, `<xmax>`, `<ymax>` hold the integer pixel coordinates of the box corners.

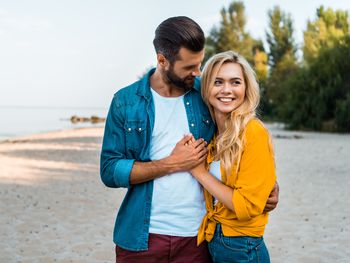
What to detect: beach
<box><xmin>1</xmin><ymin>126</ymin><xmax>349</xmax><ymax>262</ymax></box>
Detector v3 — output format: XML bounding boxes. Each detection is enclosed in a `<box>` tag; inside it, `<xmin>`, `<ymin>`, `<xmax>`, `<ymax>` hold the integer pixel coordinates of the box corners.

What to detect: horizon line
<box><xmin>0</xmin><ymin>105</ymin><xmax>108</xmax><ymax>110</ymax></box>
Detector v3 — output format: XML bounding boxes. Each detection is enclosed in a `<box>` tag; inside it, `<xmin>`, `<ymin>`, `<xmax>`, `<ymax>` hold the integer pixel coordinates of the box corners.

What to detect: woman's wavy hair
<box><xmin>201</xmin><ymin>50</ymin><xmax>260</xmax><ymax>176</ymax></box>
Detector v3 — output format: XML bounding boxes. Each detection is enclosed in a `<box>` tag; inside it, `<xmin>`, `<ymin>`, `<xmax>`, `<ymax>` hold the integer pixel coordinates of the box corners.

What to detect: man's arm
<box><xmin>263</xmin><ymin>182</ymin><xmax>279</xmax><ymax>212</ymax></box>
<box><xmin>100</xmin><ymin>96</ymin><xmax>132</xmax><ymax>188</ymax></box>
<box><xmin>100</xmin><ymin>95</ymin><xmax>208</xmax><ymax>188</ymax></box>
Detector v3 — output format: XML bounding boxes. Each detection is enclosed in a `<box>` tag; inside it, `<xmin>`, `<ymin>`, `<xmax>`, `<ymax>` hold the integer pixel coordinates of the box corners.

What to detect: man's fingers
<box><xmin>272</xmin><ymin>182</ymin><xmax>279</xmax><ymax>193</ymax></box>
<box><xmin>193</xmin><ymin>142</ymin><xmax>206</xmax><ymax>154</ymax></box>
<box><xmin>197</xmin><ymin>155</ymin><xmax>207</xmax><ymax>164</ymax></box>
<box><xmin>179</xmin><ymin>134</ymin><xmax>194</xmax><ymax>145</ymax></box>
<box><xmin>197</xmin><ymin>147</ymin><xmax>208</xmax><ymax>159</ymax></box>
<box><xmin>263</xmin><ymin>204</ymin><xmax>275</xmax><ymax>212</ymax></box>
<box><xmin>191</xmin><ymin>138</ymin><xmax>206</xmax><ymax>148</ymax></box>
<box><xmin>267</xmin><ymin>196</ymin><xmax>278</xmax><ymax>205</ymax></box>
<box><xmin>264</xmin><ymin>182</ymin><xmax>279</xmax><ymax>213</ymax></box>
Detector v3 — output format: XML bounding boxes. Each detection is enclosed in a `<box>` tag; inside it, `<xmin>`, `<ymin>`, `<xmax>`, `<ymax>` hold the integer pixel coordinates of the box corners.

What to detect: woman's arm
<box><xmin>190</xmin><ymin>120</ymin><xmax>277</xmax><ymax>219</ymax></box>
<box><xmin>191</xmin><ymin>163</ymin><xmax>236</xmax><ymax>212</ymax></box>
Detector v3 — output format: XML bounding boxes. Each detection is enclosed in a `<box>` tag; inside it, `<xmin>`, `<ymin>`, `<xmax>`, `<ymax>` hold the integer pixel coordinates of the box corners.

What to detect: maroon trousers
<box><xmin>116</xmin><ymin>233</ymin><xmax>212</xmax><ymax>263</ymax></box>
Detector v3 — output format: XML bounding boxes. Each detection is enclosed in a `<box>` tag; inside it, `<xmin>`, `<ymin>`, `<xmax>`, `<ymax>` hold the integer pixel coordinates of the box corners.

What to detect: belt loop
<box><xmin>217</xmin><ymin>223</ymin><xmax>222</xmax><ymax>237</ymax></box>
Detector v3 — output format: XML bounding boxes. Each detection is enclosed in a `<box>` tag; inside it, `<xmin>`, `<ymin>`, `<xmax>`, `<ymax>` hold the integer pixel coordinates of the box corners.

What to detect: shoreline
<box><xmin>1</xmin><ymin>120</ymin><xmax>348</xmax><ymax>144</ymax></box>
<box><xmin>0</xmin><ymin>125</ymin><xmax>105</xmax><ymax>143</ymax></box>
<box><xmin>0</xmin><ymin>106</ymin><xmax>108</xmax><ymax>143</ymax></box>
<box><xmin>1</xmin><ymin>127</ymin><xmax>350</xmax><ymax>262</ymax></box>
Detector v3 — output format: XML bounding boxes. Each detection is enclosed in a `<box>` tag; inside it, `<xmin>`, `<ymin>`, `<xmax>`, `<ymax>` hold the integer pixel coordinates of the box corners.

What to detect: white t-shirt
<box><xmin>148</xmin><ymin>88</ymin><xmax>206</xmax><ymax>236</ymax></box>
<box><xmin>209</xmin><ymin>160</ymin><xmax>222</xmax><ymax>205</ymax></box>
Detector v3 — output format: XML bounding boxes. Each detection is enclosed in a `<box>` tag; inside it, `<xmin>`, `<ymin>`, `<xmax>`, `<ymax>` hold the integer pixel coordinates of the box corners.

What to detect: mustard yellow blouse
<box><xmin>197</xmin><ymin>119</ymin><xmax>277</xmax><ymax>245</ymax></box>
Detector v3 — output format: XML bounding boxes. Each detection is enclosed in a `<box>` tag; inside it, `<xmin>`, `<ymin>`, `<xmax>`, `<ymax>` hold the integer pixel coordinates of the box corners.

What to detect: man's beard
<box><xmin>164</xmin><ymin>65</ymin><xmax>195</xmax><ymax>91</ymax></box>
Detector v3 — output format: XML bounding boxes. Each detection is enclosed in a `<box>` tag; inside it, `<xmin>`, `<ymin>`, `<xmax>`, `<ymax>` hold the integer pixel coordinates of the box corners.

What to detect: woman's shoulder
<box><xmin>245</xmin><ymin>118</ymin><xmax>269</xmax><ymax>138</ymax></box>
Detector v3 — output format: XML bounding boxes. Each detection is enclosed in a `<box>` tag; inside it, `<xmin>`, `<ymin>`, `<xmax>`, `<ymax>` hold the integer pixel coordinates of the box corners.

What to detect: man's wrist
<box><xmin>157</xmin><ymin>155</ymin><xmax>179</xmax><ymax>174</ymax></box>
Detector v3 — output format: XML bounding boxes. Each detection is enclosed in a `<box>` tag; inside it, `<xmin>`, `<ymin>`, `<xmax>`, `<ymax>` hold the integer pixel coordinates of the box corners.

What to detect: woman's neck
<box><xmin>215</xmin><ymin>112</ymin><xmax>227</xmax><ymax>136</ymax></box>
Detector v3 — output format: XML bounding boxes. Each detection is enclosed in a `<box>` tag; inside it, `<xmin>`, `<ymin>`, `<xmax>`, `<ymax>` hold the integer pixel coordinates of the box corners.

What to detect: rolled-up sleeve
<box><xmin>233</xmin><ymin>189</ymin><xmax>251</xmax><ymax>221</ymax></box>
<box><xmin>113</xmin><ymin>159</ymin><xmax>134</xmax><ymax>187</ymax></box>
<box><xmin>232</xmin><ymin>121</ymin><xmax>276</xmax><ymax>221</ymax></box>
<box><xmin>100</xmin><ymin>94</ymin><xmax>134</xmax><ymax>188</ymax></box>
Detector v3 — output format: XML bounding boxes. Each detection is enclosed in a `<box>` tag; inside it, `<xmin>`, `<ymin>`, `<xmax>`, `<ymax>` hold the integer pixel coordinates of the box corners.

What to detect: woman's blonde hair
<box><xmin>201</xmin><ymin>50</ymin><xmax>260</xmax><ymax>176</ymax></box>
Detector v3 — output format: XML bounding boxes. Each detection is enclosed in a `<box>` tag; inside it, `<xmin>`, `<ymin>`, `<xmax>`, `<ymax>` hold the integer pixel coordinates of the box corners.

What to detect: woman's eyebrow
<box><xmin>215</xmin><ymin>76</ymin><xmax>242</xmax><ymax>80</ymax></box>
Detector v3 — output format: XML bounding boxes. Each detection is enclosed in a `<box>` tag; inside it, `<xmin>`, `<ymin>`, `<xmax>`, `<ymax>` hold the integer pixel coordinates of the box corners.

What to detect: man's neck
<box><xmin>150</xmin><ymin>68</ymin><xmax>185</xmax><ymax>98</ymax></box>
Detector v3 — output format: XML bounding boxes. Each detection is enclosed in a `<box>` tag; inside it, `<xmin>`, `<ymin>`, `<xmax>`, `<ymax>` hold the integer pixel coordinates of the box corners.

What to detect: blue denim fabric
<box><xmin>208</xmin><ymin>224</ymin><xmax>270</xmax><ymax>263</ymax></box>
<box><xmin>100</xmin><ymin>68</ymin><xmax>215</xmax><ymax>251</ymax></box>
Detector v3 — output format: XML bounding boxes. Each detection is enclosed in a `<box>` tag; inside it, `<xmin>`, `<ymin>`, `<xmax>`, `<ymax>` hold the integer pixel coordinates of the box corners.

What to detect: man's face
<box><xmin>164</xmin><ymin>47</ymin><xmax>205</xmax><ymax>91</ymax></box>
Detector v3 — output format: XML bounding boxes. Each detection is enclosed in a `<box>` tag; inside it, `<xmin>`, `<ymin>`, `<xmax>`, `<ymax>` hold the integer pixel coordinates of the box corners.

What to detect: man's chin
<box><xmin>173</xmin><ymin>80</ymin><xmax>194</xmax><ymax>91</ymax></box>
<box><xmin>184</xmin><ymin>80</ymin><xmax>195</xmax><ymax>89</ymax></box>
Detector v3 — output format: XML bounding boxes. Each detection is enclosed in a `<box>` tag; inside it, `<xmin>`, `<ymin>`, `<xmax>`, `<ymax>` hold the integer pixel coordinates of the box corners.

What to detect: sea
<box><xmin>0</xmin><ymin>106</ymin><xmax>108</xmax><ymax>141</ymax></box>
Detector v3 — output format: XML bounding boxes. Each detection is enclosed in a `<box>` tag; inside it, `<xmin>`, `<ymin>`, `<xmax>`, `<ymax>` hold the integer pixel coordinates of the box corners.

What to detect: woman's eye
<box><xmin>232</xmin><ymin>80</ymin><xmax>241</xmax><ymax>85</ymax></box>
<box><xmin>214</xmin><ymin>80</ymin><xmax>222</xmax><ymax>86</ymax></box>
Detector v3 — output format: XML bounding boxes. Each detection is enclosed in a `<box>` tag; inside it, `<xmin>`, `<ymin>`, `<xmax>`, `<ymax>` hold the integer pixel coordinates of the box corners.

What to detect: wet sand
<box><xmin>0</xmin><ymin>126</ymin><xmax>349</xmax><ymax>262</ymax></box>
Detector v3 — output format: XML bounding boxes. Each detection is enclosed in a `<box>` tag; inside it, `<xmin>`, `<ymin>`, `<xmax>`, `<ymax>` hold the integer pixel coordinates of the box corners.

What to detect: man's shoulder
<box><xmin>114</xmin><ymin>69</ymin><xmax>153</xmax><ymax>100</ymax></box>
<box><xmin>114</xmin><ymin>79</ymin><xmax>141</xmax><ymax>98</ymax></box>
<box><xmin>113</xmin><ymin>77</ymin><xmax>149</xmax><ymax>107</ymax></box>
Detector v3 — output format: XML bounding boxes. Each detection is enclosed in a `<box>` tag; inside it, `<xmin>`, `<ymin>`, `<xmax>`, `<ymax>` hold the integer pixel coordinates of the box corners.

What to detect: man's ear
<box><xmin>157</xmin><ymin>54</ymin><xmax>169</xmax><ymax>69</ymax></box>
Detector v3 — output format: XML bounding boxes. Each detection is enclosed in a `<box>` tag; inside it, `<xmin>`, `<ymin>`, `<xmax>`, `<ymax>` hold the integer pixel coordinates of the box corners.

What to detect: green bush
<box><xmin>335</xmin><ymin>96</ymin><xmax>350</xmax><ymax>131</ymax></box>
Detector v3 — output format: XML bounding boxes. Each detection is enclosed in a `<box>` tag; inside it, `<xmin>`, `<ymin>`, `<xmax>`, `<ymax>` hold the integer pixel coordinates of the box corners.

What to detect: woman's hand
<box><xmin>168</xmin><ymin>134</ymin><xmax>208</xmax><ymax>172</ymax></box>
<box><xmin>185</xmin><ymin>136</ymin><xmax>208</xmax><ymax>177</ymax></box>
<box><xmin>190</xmin><ymin>161</ymin><xmax>207</xmax><ymax>178</ymax></box>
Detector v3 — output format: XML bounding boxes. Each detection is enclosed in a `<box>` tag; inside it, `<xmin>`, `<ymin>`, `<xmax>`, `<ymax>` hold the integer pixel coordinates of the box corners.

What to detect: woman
<box><xmin>190</xmin><ymin>51</ymin><xmax>276</xmax><ymax>262</ymax></box>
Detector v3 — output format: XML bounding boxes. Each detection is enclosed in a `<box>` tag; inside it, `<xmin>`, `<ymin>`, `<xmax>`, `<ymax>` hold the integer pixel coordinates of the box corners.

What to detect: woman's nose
<box><xmin>221</xmin><ymin>82</ymin><xmax>231</xmax><ymax>93</ymax></box>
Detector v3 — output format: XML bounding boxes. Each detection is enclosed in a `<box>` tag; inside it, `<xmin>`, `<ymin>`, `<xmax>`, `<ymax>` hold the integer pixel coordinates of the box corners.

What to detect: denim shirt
<box><xmin>100</xmin><ymin>68</ymin><xmax>215</xmax><ymax>251</ymax></box>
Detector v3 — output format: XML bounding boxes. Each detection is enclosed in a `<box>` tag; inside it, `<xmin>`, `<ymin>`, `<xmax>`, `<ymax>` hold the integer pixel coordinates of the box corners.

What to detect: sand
<box><xmin>0</xmin><ymin>125</ymin><xmax>349</xmax><ymax>262</ymax></box>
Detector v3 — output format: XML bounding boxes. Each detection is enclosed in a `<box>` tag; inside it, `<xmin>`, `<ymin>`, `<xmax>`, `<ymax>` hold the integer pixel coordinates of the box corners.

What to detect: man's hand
<box><xmin>264</xmin><ymin>182</ymin><xmax>279</xmax><ymax>213</ymax></box>
<box><xmin>130</xmin><ymin>134</ymin><xmax>207</xmax><ymax>184</ymax></box>
<box><xmin>167</xmin><ymin>134</ymin><xmax>207</xmax><ymax>173</ymax></box>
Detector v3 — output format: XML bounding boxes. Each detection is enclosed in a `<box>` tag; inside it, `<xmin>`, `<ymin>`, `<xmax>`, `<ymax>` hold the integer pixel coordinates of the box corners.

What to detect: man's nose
<box><xmin>191</xmin><ymin>66</ymin><xmax>202</xmax><ymax>77</ymax></box>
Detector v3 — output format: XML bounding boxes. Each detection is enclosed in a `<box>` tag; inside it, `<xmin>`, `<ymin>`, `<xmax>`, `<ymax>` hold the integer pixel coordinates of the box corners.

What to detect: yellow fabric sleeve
<box><xmin>232</xmin><ymin>120</ymin><xmax>276</xmax><ymax>221</ymax></box>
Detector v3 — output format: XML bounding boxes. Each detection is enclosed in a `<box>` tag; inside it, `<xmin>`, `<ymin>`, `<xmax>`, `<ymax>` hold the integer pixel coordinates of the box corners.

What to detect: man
<box><xmin>100</xmin><ymin>16</ymin><xmax>278</xmax><ymax>263</ymax></box>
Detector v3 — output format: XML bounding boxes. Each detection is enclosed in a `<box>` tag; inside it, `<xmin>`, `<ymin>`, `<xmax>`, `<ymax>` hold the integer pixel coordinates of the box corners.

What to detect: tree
<box><xmin>253</xmin><ymin>42</ymin><xmax>268</xmax><ymax>82</ymax></box>
<box><xmin>281</xmin><ymin>35</ymin><xmax>350</xmax><ymax>131</ymax></box>
<box><xmin>205</xmin><ymin>1</ymin><xmax>262</xmax><ymax>65</ymax></box>
<box><xmin>265</xmin><ymin>6</ymin><xmax>298</xmax><ymax>118</ymax></box>
<box><xmin>303</xmin><ymin>6</ymin><xmax>349</xmax><ymax>64</ymax></box>
<box><xmin>266</xmin><ymin>6</ymin><xmax>297</xmax><ymax>69</ymax></box>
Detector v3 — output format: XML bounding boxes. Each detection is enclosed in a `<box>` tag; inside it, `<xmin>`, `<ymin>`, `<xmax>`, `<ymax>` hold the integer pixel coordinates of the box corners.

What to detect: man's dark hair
<box><xmin>153</xmin><ymin>16</ymin><xmax>205</xmax><ymax>63</ymax></box>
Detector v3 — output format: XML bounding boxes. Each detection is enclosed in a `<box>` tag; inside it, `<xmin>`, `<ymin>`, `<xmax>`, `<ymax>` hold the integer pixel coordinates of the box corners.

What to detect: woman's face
<box><xmin>208</xmin><ymin>62</ymin><xmax>246</xmax><ymax>119</ymax></box>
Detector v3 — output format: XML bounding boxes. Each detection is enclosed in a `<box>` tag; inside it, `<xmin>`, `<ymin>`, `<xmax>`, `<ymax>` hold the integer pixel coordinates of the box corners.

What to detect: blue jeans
<box><xmin>208</xmin><ymin>224</ymin><xmax>270</xmax><ymax>263</ymax></box>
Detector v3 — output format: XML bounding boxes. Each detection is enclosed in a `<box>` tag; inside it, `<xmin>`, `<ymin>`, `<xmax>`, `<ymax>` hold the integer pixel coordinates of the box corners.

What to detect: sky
<box><xmin>0</xmin><ymin>0</ymin><xmax>349</xmax><ymax>108</ymax></box>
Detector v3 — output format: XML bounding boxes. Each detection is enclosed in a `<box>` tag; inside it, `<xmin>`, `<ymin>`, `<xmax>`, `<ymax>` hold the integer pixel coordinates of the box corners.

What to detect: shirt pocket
<box><xmin>124</xmin><ymin>120</ymin><xmax>147</xmax><ymax>153</ymax></box>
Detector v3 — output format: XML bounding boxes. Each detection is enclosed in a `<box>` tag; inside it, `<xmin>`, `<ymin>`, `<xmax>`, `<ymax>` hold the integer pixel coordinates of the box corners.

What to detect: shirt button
<box><xmin>206</xmin><ymin>120</ymin><xmax>210</xmax><ymax>123</ymax></box>
<box><xmin>186</xmin><ymin>102</ymin><xmax>190</xmax><ymax>105</ymax></box>
<box><xmin>191</xmin><ymin>123</ymin><xmax>195</xmax><ymax>127</ymax></box>
<box><xmin>138</xmin><ymin>128</ymin><xmax>142</xmax><ymax>131</ymax></box>
<box><xmin>128</xmin><ymin>128</ymin><xmax>131</xmax><ymax>132</ymax></box>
